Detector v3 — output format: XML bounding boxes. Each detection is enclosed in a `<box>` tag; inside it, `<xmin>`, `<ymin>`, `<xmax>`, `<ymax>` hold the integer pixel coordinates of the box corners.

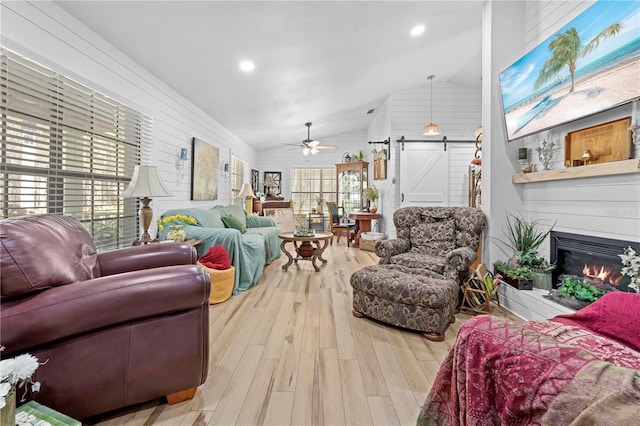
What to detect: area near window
<box><xmin>0</xmin><ymin>49</ymin><xmax>149</xmax><ymax>251</ymax></box>
<box><xmin>290</xmin><ymin>167</ymin><xmax>336</xmax><ymax>215</ymax></box>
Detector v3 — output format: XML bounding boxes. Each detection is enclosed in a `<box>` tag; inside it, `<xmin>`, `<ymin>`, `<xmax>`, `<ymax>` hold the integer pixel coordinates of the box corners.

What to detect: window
<box><xmin>290</xmin><ymin>167</ymin><xmax>336</xmax><ymax>214</ymax></box>
<box><xmin>0</xmin><ymin>49</ymin><xmax>150</xmax><ymax>251</ymax></box>
<box><xmin>230</xmin><ymin>155</ymin><xmax>245</xmax><ymax>205</ymax></box>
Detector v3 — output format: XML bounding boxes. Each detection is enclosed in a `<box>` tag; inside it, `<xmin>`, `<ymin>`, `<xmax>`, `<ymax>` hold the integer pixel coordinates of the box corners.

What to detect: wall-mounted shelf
<box><xmin>512</xmin><ymin>159</ymin><xmax>639</xmax><ymax>184</ymax></box>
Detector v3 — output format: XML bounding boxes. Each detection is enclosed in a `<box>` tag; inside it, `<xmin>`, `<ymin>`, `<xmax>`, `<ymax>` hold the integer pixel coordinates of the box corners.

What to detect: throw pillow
<box><xmin>221</xmin><ymin>215</ymin><xmax>246</xmax><ymax>233</ymax></box>
<box><xmin>410</xmin><ymin>219</ymin><xmax>456</xmax><ymax>257</ymax></box>
<box><xmin>199</xmin><ymin>244</ymin><xmax>231</xmax><ymax>270</ymax></box>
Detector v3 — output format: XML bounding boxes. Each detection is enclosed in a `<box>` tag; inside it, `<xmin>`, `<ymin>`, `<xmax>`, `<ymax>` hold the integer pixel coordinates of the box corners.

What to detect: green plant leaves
<box><xmin>557</xmin><ymin>277</ymin><xmax>603</xmax><ymax>302</ymax></box>
<box><xmin>502</xmin><ymin>213</ymin><xmax>555</xmax><ymax>253</ymax></box>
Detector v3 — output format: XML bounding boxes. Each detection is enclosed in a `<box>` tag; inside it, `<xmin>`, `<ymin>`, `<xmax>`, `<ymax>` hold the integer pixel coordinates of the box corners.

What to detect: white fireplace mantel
<box><xmin>513</xmin><ymin>159</ymin><xmax>639</xmax><ymax>184</ymax></box>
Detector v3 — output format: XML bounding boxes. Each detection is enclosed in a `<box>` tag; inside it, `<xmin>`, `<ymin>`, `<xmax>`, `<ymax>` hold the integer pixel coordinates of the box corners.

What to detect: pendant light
<box><xmin>422</xmin><ymin>74</ymin><xmax>441</xmax><ymax>136</ymax></box>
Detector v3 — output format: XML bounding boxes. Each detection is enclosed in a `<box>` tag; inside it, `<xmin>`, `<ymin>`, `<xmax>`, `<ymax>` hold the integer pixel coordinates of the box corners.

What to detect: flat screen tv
<box><xmin>499</xmin><ymin>0</ymin><xmax>640</xmax><ymax>142</ymax></box>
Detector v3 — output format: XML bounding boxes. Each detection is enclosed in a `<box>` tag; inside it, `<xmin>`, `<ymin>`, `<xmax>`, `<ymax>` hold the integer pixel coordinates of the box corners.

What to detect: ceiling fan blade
<box><xmin>316</xmin><ymin>145</ymin><xmax>337</xmax><ymax>150</ymax></box>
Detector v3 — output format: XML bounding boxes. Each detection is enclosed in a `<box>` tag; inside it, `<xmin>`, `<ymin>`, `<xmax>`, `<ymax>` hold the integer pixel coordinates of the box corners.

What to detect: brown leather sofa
<box><xmin>1</xmin><ymin>214</ymin><xmax>210</xmax><ymax>420</ymax></box>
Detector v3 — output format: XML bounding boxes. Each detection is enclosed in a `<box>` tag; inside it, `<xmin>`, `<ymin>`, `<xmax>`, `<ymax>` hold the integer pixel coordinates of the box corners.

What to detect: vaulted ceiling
<box><xmin>56</xmin><ymin>1</ymin><xmax>483</xmax><ymax>151</ymax></box>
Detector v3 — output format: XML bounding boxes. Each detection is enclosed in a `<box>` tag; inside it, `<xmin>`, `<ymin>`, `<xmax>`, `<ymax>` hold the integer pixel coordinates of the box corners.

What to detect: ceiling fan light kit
<box><xmin>422</xmin><ymin>74</ymin><xmax>441</xmax><ymax>136</ymax></box>
<box><xmin>297</xmin><ymin>122</ymin><xmax>336</xmax><ymax>155</ymax></box>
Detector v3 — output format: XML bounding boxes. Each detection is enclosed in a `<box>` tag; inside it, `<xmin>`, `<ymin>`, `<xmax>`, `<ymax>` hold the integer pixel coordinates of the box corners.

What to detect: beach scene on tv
<box><xmin>499</xmin><ymin>0</ymin><xmax>640</xmax><ymax>142</ymax></box>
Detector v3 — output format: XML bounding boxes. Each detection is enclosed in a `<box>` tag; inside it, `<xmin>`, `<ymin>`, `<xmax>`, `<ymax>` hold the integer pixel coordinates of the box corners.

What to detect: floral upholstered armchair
<box><xmin>375</xmin><ymin>207</ymin><xmax>486</xmax><ymax>284</ymax></box>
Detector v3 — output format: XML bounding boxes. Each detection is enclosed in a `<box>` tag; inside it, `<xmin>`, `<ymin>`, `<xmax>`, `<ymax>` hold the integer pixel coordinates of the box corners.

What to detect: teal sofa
<box><xmin>159</xmin><ymin>205</ymin><xmax>281</xmax><ymax>295</ymax></box>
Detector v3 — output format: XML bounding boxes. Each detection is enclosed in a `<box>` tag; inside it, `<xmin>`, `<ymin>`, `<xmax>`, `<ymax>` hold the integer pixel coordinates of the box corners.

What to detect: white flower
<box><xmin>619</xmin><ymin>246</ymin><xmax>640</xmax><ymax>294</ymax></box>
<box><xmin>0</xmin><ymin>354</ymin><xmax>39</xmax><ymax>386</ymax></box>
<box><xmin>0</xmin><ymin>381</ymin><xmax>11</xmax><ymax>409</ymax></box>
<box><xmin>0</xmin><ymin>352</ymin><xmax>42</xmax><ymax>405</ymax></box>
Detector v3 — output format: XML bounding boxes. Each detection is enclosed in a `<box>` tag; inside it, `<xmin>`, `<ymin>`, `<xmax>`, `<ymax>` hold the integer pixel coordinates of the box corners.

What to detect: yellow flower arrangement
<box><xmin>157</xmin><ymin>214</ymin><xmax>197</xmax><ymax>231</ymax></box>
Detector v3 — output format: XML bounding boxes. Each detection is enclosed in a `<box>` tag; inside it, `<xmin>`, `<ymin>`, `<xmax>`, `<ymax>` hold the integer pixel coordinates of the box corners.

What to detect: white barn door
<box><xmin>399</xmin><ymin>144</ymin><xmax>448</xmax><ymax>206</ymax></box>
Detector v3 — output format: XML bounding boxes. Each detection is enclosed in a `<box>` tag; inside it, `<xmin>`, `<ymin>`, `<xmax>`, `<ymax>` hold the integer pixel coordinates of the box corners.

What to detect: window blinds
<box><xmin>290</xmin><ymin>167</ymin><xmax>336</xmax><ymax>214</ymax></box>
<box><xmin>230</xmin><ymin>155</ymin><xmax>245</xmax><ymax>205</ymax></box>
<box><xmin>0</xmin><ymin>49</ymin><xmax>151</xmax><ymax>251</ymax></box>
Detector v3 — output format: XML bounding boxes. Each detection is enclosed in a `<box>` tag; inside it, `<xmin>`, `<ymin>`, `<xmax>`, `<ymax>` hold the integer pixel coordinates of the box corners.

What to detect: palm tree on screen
<box><xmin>534</xmin><ymin>23</ymin><xmax>621</xmax><ymax>93</ymax></box>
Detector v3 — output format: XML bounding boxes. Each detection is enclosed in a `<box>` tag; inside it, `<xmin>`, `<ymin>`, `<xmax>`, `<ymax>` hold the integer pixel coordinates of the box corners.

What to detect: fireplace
<box><xmin>550</xmin><ymin>231</ymin><xmax>635</xmax><ymax>292</ymax></box>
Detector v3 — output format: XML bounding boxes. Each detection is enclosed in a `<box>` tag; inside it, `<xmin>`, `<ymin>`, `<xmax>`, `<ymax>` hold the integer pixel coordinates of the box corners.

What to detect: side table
<box><xmin>348</xmin><ymin>212</ymin><xmax>381</xmax><ymax>248</ymax></box>
<box><xmin>278</xmin><ymin>231</ymin><xmax>332</xmax><ymax>272</ymax></box>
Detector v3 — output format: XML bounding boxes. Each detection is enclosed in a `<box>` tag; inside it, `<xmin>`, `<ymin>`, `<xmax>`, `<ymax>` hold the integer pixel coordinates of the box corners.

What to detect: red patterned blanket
<box><xmin>417</xmin><ymin>312</ymin><xmax>640</xmax><ymax>425</ymax></box>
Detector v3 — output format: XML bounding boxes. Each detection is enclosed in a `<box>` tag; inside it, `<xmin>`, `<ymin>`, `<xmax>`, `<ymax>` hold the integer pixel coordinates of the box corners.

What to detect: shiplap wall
<box><xmin>485</xmin><ymin>0</ymin><xmax>639</xmax><ymax>269</ymax></box>
<box><xmin>368</xmin><ymin>84</ymin><xmax>481</xmax><ymax>238</ymax></box>
<box><xmin>519</xmin><ymin>1</ymin><xmax>640</xmax><ymax>249</ymax></box>
<box><xmin>256</xmin><ymin>129</ymin><xmax>370</xmax><ymax>201</ymax></box>
<box><xmin>391</xmin><ymin>85</ymin><xmax>481</xmax><ymax>206</ymax></box>
<box><xmin>366</xmin><ymin>96</ymin><xmax>394</xmax><ymax>236</ymax></box>
<box><xmin>1</xmin><ymin>1</ymin><xmax>256</xmax><ymax>237</ymax></box>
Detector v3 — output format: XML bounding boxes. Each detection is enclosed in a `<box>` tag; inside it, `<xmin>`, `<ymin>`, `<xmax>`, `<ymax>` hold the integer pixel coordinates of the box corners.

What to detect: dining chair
<box><xmin>326</xmin><ymin>201</ymin><xmax>355</xmax><ymax>246</ymax></box>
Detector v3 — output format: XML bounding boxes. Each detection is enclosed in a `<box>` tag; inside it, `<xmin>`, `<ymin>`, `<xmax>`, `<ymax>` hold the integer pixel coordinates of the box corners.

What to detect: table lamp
<box><xmin>123</xmin><ymin>165</ymin><xmax>173</xmax><ymax>245</ymax></box>
<box><xmin>238</xmin><ymin>182</ymin><xmax>256</xmax><ymax>215</ymax></box>
<box><xmin>263</xmin><ymin>175</ymin><xmax>276</xmax><ymax>196</ymax></box>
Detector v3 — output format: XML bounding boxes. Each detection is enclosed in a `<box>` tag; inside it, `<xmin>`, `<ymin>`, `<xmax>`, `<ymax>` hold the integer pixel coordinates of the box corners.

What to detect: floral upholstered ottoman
<box><xmin>350</xmin><ymin>264</ymin><xmax>458</xmax><ymax>341</ymax></box>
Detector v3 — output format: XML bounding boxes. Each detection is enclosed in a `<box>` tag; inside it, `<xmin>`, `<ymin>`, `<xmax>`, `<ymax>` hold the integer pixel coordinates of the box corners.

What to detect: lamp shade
<box><xmin>238</xmin><ymin>182</ymin><xmax>256</xmax><ymax>198</ymax></box>
<box><xmin>422</xmin><ymin>74</ymin><xmax>441</xmax><ymax>136</ymax></box>
<box><xmin>422</xmin><ymin>123</ymin><xmax>442</xmax><ymax>136</ymax></box>
<box><xmin>123</xmin><ymin>165</ymin><xmax>173</xmax><ymax>198</ymax></box>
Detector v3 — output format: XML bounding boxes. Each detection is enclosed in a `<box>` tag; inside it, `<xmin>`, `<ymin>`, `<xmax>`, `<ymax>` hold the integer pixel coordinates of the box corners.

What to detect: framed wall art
<box><xmin>498</xmin><ymin>0</ymin><xmax>640</xmax><ymax>141</ymax></box>
<box><xmin>191</xmin><ymin>137</ymin><xmax>219</xmax><ymax>201</ymax></box>
<box><xmin>263</xmin><ymin>171</ymin><xmax>281</xmax><ymax>196</ymax></box>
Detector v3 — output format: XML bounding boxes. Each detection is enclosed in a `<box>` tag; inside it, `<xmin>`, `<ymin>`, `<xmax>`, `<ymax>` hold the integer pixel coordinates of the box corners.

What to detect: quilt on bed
<box><xmin>417</xmin><ymin>292</ymin><xmax>640</xmax><ymax>425</ymax></box>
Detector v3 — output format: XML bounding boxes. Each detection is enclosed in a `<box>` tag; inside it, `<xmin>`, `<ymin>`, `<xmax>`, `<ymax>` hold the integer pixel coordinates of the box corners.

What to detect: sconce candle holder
<box><xmin>175</xmin><ymin>147</ymin><xmax>190</xmax><ymax>180</ymax></box>
<box><xmin>536</xmin><ymin>139</ymin><xmax>555</xmax><ymax>170</ymax></box>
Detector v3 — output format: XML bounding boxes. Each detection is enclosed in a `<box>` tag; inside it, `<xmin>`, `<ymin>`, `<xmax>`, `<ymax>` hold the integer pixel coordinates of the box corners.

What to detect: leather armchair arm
<box><xmin>447</xmin><ymin>246</ymin><xmax>477</xmax><ymax>271</ymax></box>
<box><xmin>98</xmin><ymin>243</ymin><xmax>197</xmax><ymax>276</ymax></box>
<box><xmin>1</xmin><ymin>265</ymin><xmax>210</xmax><ymax>354</ymax></box>
<box><xmin>375</xmin><ymin>238</ymin><xmax>411</xmax><ymax>264</ymax></box>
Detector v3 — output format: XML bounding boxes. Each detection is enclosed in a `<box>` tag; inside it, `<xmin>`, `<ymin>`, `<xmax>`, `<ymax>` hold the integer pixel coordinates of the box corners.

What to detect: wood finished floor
<box><xmin>91</xmin><ymin>242</ymin><xmax>519</xmax><ymax>426</ymax></box>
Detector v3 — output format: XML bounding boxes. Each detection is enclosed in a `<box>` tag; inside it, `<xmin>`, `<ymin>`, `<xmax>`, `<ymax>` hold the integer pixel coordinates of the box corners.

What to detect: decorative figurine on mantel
<box><xmin>536</xmin><ymin>139</ymin><xmax>555</xmax><ymax>170</ymax></box>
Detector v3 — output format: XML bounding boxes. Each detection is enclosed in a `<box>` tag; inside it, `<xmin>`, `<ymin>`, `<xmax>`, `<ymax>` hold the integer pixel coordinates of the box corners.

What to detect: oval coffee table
<box><xmin>278</xmin><ymin>231</ymin><xmax>332</xmax><ymax>272</ymax></box>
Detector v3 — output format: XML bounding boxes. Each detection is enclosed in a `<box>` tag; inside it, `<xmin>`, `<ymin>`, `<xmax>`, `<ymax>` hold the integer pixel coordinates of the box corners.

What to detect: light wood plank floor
<box><xmin>90</xmin><ymin>243</ymin><xmax>519</xmax><ymax>426</ymax></box>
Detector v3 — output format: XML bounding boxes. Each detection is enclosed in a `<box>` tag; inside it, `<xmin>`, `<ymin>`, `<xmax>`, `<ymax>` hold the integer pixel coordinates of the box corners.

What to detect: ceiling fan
<box><xmin>286</xmin><ymin>122</ymin><xmax>337</xmax><ymax>155</ymax></box>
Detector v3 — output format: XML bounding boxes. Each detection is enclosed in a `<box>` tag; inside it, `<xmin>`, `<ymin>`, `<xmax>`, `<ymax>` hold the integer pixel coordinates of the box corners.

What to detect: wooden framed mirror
<box><xmin>373</xmin><ymin>149</ymin><xmax>387</xmax><ymax>180</ymax></box>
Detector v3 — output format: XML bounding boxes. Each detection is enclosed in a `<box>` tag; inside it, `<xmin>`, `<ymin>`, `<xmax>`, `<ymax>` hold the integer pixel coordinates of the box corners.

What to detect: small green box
<box><xmin>15</xmin><ymin>401</ymin><xmax>80</xmax><ymax>426</ymax></box>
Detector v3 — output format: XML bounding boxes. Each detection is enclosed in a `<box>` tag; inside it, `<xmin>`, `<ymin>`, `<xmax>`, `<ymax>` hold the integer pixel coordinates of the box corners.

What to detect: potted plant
<box><xmin>546</xmin><ymin>277</ymin><xmax>604</xmax><ymax>310</ymax></box>
<box><xmin>494</xmin><ymin>213</ymin><xmax>555</xmax><ymax>290</ymax></box>
<box><xmin>500</xmin><ymin>213</ymin><xmax>555</xmax><ymax>255</ymax></box>
<box><xmin>493</xmin><ymin>260</ymin><xmax>534</xmax><ymax>290</ymax></box>
<box><xmin>516</xmin><ymin>249</ymin><xmax>556</xmax><ymax>290</ymax></box>
<box><xmin>363</xmin><ymin>186</ymin><xmax>379</xmax><ymax>214</ymax></box>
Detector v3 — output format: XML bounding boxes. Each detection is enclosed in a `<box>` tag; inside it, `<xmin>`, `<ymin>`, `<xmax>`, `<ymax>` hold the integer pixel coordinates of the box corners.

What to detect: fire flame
<box><xmin>582</xmin><ymin>264</ymin><xmax>623</xmax><ymax>286</ymax></box>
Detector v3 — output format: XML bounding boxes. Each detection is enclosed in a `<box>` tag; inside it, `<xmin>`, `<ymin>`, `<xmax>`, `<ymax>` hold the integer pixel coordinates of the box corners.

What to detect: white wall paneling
<box><xmin>1</xmin><ymin>0</ymin><xmax>256</xmax><ymax>238</ymax></box>
<box><xmin>487</xmin><ymin>0</ymin><xmax>640</xmax><ymax>319</ymax></box>
<box><xmin>256</xmin><ymin>129</ymin><xmax>368</xmax><ymax>200</ymax></box>
<box><xmin>516</xmin><ymin>1</ymin><xmax>640</xmax><ymax>247</ymax></box>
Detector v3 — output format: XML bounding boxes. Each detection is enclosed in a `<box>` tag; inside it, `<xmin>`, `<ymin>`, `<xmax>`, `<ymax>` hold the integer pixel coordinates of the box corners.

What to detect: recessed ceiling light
<box><xmin>411</xmin><ymin>25</ymin><xmax>425</xmax><ymax>37</ymax></box>
<box><xmin>239</xmin><ymin>60</ymin><xmax>255</xmax><ymax>72</ymax></box>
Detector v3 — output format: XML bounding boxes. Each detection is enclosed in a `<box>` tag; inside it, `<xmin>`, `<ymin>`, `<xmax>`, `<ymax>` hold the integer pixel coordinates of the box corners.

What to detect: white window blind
<box><xmin>230</xmin><ymin>155</ymin><xmax>245</xmax><ymax>205</ymax></box>
<box><xmin>0</xmin><ymin>49</ymin><xmax>151</xmax><ymax>251</ymax></box>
